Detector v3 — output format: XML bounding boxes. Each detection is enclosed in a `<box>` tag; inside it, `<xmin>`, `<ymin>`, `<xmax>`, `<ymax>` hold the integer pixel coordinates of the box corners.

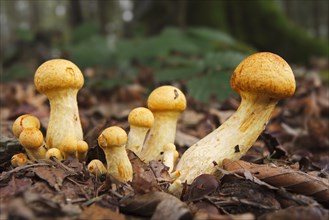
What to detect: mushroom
<box><xmin>98</xmin><ymin>126</ymin><xmax>133</xmax><ymax>183</ymax></box>
<box><xmin>171</xmin><ymin>52</ymin><xmax>296</xmax><ymax>195</ymax></box>
<box><xmin>11</xmin><ymin>153</ymin><xmax>29</xmax><ymax>167</ymax></box>
<box><xmin>34</xmin><ymin>59</ymin><xmax>84</xmax><ymax>149</ymax></box>
<box><xmin>45</xmin><ymin>148</ymin><xmax>63</xmax><ymax>160</ymax></box>
<box><xmin>141</xmin><ymin>85</ymin><xmax>186</xmax><ymax>163</ymax></box>
<box><xmin>19</xmin><ymin>127</ymin><xmax>47</xmax><ymax>160</ymax></box>
<box><xmin>60</xmin><ymin>136</ymin><xmax>77</xmax><ymax>160</ymax></box>
<box><xmin>162</xmin><ymin>143</ymin><xmax>178</xmax><ymax>173</ymax></box>
<box><xmin>12</xmin><ymin>114</ymin><xmax>40</xmax><ymax>138</ymax></box>
<box><xmin>126</xmin><ymin>107</ymin><xmax>154</xmax><ymax>156</ymax></box>
<box><xmin>76</xmin><ymin>140</ymin><xmax>89</xmax><ymax>161</ymax></box>
<box><xmin>87</xmin><ymin>159</ymin><xmax>107</xmax><ymax>177</ymax></box>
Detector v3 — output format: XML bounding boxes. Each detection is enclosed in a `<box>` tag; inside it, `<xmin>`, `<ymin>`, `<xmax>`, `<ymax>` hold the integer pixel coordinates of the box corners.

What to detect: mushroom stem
<box><xmin>175</xmin><ymin>94</ymin><xmax>276</xmax><ymax>185</ymax></box>
<box><xmin>141</xmin><ymin>112</ymin><xmax>180</xmax><ymax>162</ymax></box>
<box><xmin>126</xmin><ymin>126</ymin><xmax>149</xmax><ymax>155</ymax></box>
<box><xmin>162</xmin><ymin>143</ymin><xmax>177</xmax><ymax>173</ymax></box>
<box><xmin>46</xmin><ymin>90</ymin><xmax>83</xmax><ymax>148</ymax></box>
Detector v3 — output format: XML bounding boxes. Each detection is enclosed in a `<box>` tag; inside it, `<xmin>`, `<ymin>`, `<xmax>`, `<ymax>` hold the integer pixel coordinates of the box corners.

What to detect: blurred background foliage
<box><xmin>1</xmin><ymin>0</ymin><xmax>328</xmax><ymax>102</ymax></box>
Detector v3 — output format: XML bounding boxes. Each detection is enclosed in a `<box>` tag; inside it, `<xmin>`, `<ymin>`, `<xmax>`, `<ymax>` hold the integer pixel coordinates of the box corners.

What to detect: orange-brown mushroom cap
<box><xmin>12</xmin><ymin>114</ymin><xmax>40</xmax><ymax>138</ymax></box>
<box><xmin>231</xmin><ymin>52</ymin><xmax>296</xmax><ymax>99</ymax></box>
<box><xmin>19</xmin><ymin>127</ymin><xmax>44</xmax><ymax>149</ymax></box>
<box><xmin>147</xmin><ymin>86</ymin><xmax>186</xmax><ymax>112</ymax></box>
<box><xmin>98</xmin><ymin>126</ymin><xmax>127</xmax><ymax>148</ymax></box>
<box><xmin>34</xmin><ymin>59</ymin><xmax>84</xmax><ymax>94</ymax></box>
<box><xmin>128</xmin><ymin>107</ymin><xmax>154</xmax><ymax>128</ymax></box>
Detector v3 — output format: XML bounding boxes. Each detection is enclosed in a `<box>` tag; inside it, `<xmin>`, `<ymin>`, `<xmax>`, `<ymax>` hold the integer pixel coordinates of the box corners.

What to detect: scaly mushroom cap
<box><xmin>45</xmin><ymin>148</ymin><xmax>63</xmax><ymax>160</ymax></box>
<box><xmin>128</xmin><ymin>107</ymin><xmax>154</xmax><ymax>128</ymax></box>
<box><xmin>61</xmin><ymin>136</ymin><xmax>78</xmax><ymax>155</ymax></box>
<box><xmin>34</xmin><ymin>59</ymin><xmax>84</xmax><ymax>94</ymax></box>
<box><xmin>231</xmin><ymin>52</ymin><xmax>295</xmax><ymax>99</ymax></box>
<box><xmin>147</xmin><ymin>86</ymin><xmax>186</xmax><ymax>112</ymax></box>
<box><xmin>19</xmin><ymin>127</ymin><xmax>44</xmax><ymax>149</ymax></box>
<box><xmin>11</xmin><ymin>153</ymin><xmax>29</xmax><ymax>167</ymax></box>
<box><xmin>12</xmin><ymin>114</ymin><xmax>40</xmax><ymax>138</ymax></box>
<box><xmin>98</xmin><ymin>126</ymin><xmax>127</xmax><ymax>148</ymax></box>
<box><xmin>77</xmin><ymin>140</ymin><xmax>88</xmax><ymax>153</ymax></box>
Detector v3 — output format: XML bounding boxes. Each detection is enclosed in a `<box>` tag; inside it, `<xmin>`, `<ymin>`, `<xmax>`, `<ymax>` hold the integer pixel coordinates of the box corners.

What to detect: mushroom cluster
<box><xmin>11</xmin><ymin>59</ymin><xmax>88</xmax><ymax>166</ymax></box>
<box><xmin>11</xmin><ymin>52</ymin><xmax>296</xmax><ymax>198</ymax></box>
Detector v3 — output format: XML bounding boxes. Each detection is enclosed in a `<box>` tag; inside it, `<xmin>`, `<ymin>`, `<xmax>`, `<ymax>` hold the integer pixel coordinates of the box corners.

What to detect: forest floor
<box><xmin>0</xmin><ymin>70</ymin><xmax>328</xmax><ymax>220</ymax></box>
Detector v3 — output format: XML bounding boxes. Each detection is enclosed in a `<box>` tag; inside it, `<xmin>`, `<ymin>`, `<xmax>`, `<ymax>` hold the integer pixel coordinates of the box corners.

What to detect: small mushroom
<box><xmin>45</xmin><ymin>148</ymin><xmax>63</xmax><ymax>160</ymax></box>
<box><xmin>162</xmin><ymin>143</ymin><xmax>177</xmax><ymax>173</ymax></box>
<box><xmin>12</xmin><ymin>114</ymin><xmax>40</xmax><ymax>138</ymax></box>
<box><xmin>76</xmin><ymin>140</ymin><xmax>89</xmax><ymax>161</ymax></box>
<box><xmin>60</xmin><ymin>136</ymin><xmax>77</xmax><ymax>160</ymax></box>
<box><xmin>141</xmin><ymin>85</ymin><xmax>186</xmax><ymax>163</ymax></box>
<box><xmin>19</xmin><ymin>127</ymin><xmax>47</xmax><ymax>160</ymax></box>
<box><xmin>87</xmin><ymin>159</ymin><xmax>107</xmax><ymax>177</ymax></box>
<box><xmin>171</xmin><ymin>52</ymin><xmax>296</xmax><ymax>195</ymax></box>
<box><xmin>126</xmin><ymin>107</ymin><xmax>154</xmax><ymax>156</ymax></box>
<box><xmin>11</xmin><ymin>153</ymin><xmax>29</xmax><ymax>167</ymax></box>
<box><xmin>98</xmin><ymin>126</ymin><xmax>133</xmax><ymax>183</ymax></box>
<box><xmin>34</xmin><ymin>59</ymin><xmax>84</xmax><ymax>149</ymax></box>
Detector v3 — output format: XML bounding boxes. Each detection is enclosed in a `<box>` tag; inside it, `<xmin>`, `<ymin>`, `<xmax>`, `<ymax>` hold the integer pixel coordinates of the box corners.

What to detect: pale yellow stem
<box><xmin>126</xmin><ymin>126</ymin><xmax>149</xmax><ymax>156</ymax></box>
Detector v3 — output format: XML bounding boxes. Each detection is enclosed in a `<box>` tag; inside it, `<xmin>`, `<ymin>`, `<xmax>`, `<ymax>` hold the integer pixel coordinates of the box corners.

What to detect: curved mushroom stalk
<box><xmin>34</xmin><ymin>59</ymin><xmax>84</xmax><ymax>149</ymax></box>
<box><xmin>162</xmin><ymin>143</ymin><xmax>178</xmax><ymax>173</ymax></box>
<box><xmin>170</xmin><ymin>52</ymin><xmax>296</xmax><ymax>196</ymax></box>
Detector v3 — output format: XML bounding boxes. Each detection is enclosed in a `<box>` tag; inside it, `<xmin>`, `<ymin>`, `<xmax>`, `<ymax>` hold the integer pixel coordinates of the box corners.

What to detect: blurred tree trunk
<box><xmin>69</xmin><ymin>0</ymin><xmax>83</xmax><ymax>28</ymax></box>
<box><xmin>29</xmin><ymin>0</ymin><xmax>40</xmax><ymax>31</ymax></box>
<box><xmin>284</xmin><ymin>0</ymin><xmax>297</xmax><ymax>22</ymax></box>
<box><xmin>97</xmin><ymin>0</ymin><xmax>121</xmax><ymax>35</ymax></box>
<box><xmin>312</xmin><ymin>0</ymin><xmax>320</xmax><ymax>38</ymax></box>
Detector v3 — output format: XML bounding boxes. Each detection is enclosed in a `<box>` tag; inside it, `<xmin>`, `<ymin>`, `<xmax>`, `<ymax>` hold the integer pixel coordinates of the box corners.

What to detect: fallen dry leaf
<box><xmin>223</xmin><ymin>159</ymin><xmax>329</xmax><ymax>205</ymax></box>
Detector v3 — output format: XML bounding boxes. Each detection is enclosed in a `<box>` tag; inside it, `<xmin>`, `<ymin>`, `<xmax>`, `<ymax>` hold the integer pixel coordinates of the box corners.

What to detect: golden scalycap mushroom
<box><xmin>231</xmin><ymin>52</ymin><xmax>295</xmax><ymax>99</ymax></box>
<box><xmin>12</xmin><ymin>114</ymin><xmax>40</xmax><ymax>138</ymax></box>
<box><xmin>19</xmin><ymin>127</ymin><xmax>46</xmax><ymax>160</ymax></box>
<box><xmin>87</xmin><ymin>159</ymin><xmax>107</xmax><ymax>176</ymax></box>
<box><xmin>126</xmin><ymin>107</ymin><xmax>154</xmax><ymax>155</ymax></box>
<box><xmin>45</xmin><ymin>148</ymin><xmax>63</xmax><ymax>160</ymax></box>
<box><xmin>34</xmin><ymin>59</ymin><xmax>84</xmax><ymax>94</ymax></box>
<box><xmin>98</xmin><ymin>126</ymin><xmax>133</xmax><ymax>183</ymax></box>
<box><xmin>171</xmin><ymin>52</ymin><xmax>296</xmax><ymax>196</ymax></box>
<box><xmin>128</xmin><ymin>107</ymin><xmax>154</xmax><ymax>128</ymax></box>
<box><xmin>61</xmin><ymin>136</ymin><xmax>77</xmax><ymax>159</ymax></box>
<box><xmin>34</xmin><ymin>59</ymin><xmax>84</xmax><ymax>149</ymax></box>
<box><xmin>98</xmin><ymin>126</ymin><xmax>128</xmax><ymax>148</ymax></box>
<box><xmin>141</xmin><ymin>85</ymin><xmax>186</xmax><ymax>163</ymax></box>
<box><xmin>11</xmin><ymin>153</ymin><xmax>29</xmax><ymax>167</ymax></box>
<box><xmin>77</xmin><ymin>140</ymin><xmax>88</xmax><ymax>161</ymax></box>
<box><xmin>147</xmin><ymin>85</ymin><xmax>186</xmax><ymax>112</ymax></box>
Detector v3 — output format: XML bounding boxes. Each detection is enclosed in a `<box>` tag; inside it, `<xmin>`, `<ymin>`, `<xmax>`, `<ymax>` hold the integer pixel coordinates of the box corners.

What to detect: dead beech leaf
<box><xmin>223</xmin><ymin>159</ymin><xmax>329</xmax><ymax>204</ymax></box>
<box><xmin>33</xmin><ymin>166</ymin><xmax>68</xmax><ymax>191</ymax></box>
<box><xmin>0</xmin><ymin>177</ymin><xmax>32</xmax><ymax>198</ymax></box>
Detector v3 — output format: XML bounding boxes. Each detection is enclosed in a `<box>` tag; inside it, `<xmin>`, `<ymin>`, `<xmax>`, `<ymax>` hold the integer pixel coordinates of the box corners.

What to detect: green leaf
<box><xmin>187</xmin><ymin>70</ymin><xmax>234</xmax><ymax>102</ymax></box>
<box><xmin>204</xmin><ymin>51</ymin><xmax>246</xmax><ymax>70</ymax></box>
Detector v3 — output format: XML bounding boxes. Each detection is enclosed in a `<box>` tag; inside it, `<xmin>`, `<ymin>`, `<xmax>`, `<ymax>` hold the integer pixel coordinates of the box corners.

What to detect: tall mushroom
<box><xmin>98</xmin><ymin>126</ymin><xmax>133</xmax><ymax>183</ymax></box>
<box><xmin>171</xmin><ymin>52</ymin><xmax>296</xmax><ymax>195</ymax></box>
<box><xmin>126</xmin><ymin>107</ymin><xmax>154</xmax><ymax>156</ymax></box>
<box><xmin>141</xmin><ymin>86</ymin><xmax>186</xmax><ymax>163</ymax></box>
<box><xmin>34</xmin><ymin>59</ymin><xmax>84</xmax><ymax>149</ymax></box>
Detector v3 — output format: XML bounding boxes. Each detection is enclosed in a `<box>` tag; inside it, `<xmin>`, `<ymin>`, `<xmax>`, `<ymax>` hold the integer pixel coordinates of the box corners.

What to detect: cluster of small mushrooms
<box><xmin>11</xmin><ymin>52</ymin><xmax>296</xmax><ymax>197</ymax></box>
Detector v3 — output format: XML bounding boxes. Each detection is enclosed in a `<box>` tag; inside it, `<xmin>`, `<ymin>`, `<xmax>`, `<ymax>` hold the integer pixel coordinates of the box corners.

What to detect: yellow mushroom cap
<box><xmin>163</xmin><ymin>143</ymin><xmax>176</xmax><ymax>152</ymax></box>
<box><xmin>77</xmin><ymin>140</ymin><xmax>88</xmax><ymax>153</ymax></box>
<box><xmin>87</xmin><ymin>159</ymin><xmax>107</xmax><ymax>175</ymax></box>
<box><xmin>19</xmin><ymin>127</ymin><xmax>44</xmax><ymax>149</ymax></box>
<box><xmin>61</xmin><ymin>136</ymin><xmax>77</xmax><ymax>154</ymax></box>
<box><xmin>147</xmin><ymin>86</ymin><xmax>186</xmax><ymax>112</ymax></box>
<box><xmin>12</xmin><ymin>114</ymin><xmax>40</xmax><ymax>138</ymax></box>
<box><xmin>34</xmin><ymin>59</ymin><xmax>84</xmax><ymax>94</ymax></box>
<box><xmin>231</xmin><ymin>52</ymin><xmax>296</xmax><ymax>99</ymax></box>
<box><xmin>11</xmin><ymin>153</ymin><xmax>29</xmax><ymax>167</ymax></box>
<box><xmin>45</xmin><ymin>148</ymin><xmax>63</xmax><ymax>160</ymax></box>
<box><xmin>128</xmin><ymin>107</ymin><xmax>154</xmax><ymax>128</ymax></box>
<box><xmin>98</xmin><ymin>126</ymin><xmax>127</xmax><ymax>149</ymax></box>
